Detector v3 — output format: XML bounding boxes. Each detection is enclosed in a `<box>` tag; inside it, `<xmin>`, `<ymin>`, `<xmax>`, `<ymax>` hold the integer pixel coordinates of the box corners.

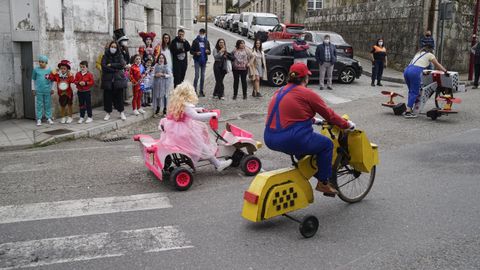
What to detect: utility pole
<box><xmin>205</xmin><ymin>0</ymin><xmax>209</xmax><ymax>37</ymax></box>
<box><xmin>469</xmin><ymin>0</ymin><xmax>480</xmax><ymax>80</ymax></box>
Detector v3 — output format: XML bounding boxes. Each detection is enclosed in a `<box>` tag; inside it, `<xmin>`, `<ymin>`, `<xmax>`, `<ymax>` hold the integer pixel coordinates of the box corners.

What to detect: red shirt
<box><xmin>74</xmin><ymin>72</ymin><xmax>94</xmax><ymax>92</ymax></box>
<box><xmin>266</xmin><ymin>83</ymin><xmax>349</xmax><ymax>130</ymax></box>
<box><xmin>129</xmin><ymin>64</ymin><xmax>142</xmax><ymax>85</ymax></box>
<box><xmin>49</xmin><ymin>72</ymin><xmax>75</xmax><ymax>98</ymax></box>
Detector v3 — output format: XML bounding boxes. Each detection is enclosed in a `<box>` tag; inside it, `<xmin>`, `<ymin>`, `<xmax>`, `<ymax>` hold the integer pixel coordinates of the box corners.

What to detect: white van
<box><xmin>239</xmin><ymin>12</ymin><xmax>253</xmax><ymax>37</ymax></box>
<box><xmin>247</xmin><ymin>13</ymin><xmax>279</xmax><ymax>39</ymax></box>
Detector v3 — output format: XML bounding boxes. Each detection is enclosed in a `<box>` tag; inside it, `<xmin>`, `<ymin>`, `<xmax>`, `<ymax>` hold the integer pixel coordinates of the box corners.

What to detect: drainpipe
<box><xmin>469</xmin><ymin>0</ymin><xmax>480</xmax><ymax>80</ymax></box>
<box><xmin>114</xmin><ymin>0</ymin><xmax>120</xmax><ymax>29</ymax></box>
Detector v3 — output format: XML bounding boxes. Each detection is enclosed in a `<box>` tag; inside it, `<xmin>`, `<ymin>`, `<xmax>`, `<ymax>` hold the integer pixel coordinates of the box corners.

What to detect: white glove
<box><xmin>347</xmin><ymin>120</ymin><xmax>356</xmax><ymax>131</ymax></box>
<box><xmin>313</xmin><ymin>117</ymin><xmax>324</xmax><ymax>125</ymax></box>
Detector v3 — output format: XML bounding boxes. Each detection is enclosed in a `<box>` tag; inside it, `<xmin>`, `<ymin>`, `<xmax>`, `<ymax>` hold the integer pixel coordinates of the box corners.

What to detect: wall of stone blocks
<box><xmin>305</xmin><ymin>1</ymin><xmax>425</xmax><ymax>71</ymax></box>
<box><xmin>0</xmin><ymin>0</ymin><xmax>15</xmax><ymax>118</ymax></box>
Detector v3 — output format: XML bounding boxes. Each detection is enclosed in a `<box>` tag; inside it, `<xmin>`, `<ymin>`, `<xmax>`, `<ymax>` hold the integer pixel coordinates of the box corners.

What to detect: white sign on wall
<box><xmin>12</xmin><ymin>0</ymin><xmax>37</xmax><ymax>31</ymax></box>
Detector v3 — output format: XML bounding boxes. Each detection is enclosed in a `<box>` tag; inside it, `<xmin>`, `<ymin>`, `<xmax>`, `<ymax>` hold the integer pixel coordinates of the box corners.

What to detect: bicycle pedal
<box><xmin>323</xmin><ymin>192</ymin><xmax>336</xmax><ymax>198</ymax></box>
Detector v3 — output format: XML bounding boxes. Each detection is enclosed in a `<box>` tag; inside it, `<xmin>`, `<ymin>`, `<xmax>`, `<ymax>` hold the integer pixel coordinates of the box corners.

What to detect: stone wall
<box><xmin>305</xmin><ymin>0</ymin><xmax>425</xmax><ymax>71</ymax></box>
<box><xmin>0</xmin><ymin>1</ymin><xmax>15</xmax><ymax>118</ymax></box>
<box><xmin>305</xmin><ymin>0</ymin><xmax>477</xmax><ymax>73</ymax></box>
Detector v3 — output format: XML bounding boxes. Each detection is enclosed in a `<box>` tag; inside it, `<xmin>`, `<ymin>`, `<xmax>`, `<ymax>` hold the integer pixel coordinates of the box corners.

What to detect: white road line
<box><xmin>317</xmin><ymin>92</ymin><xmax>352</xmax><ymax>104</ymax></box>
<box><xmin>0</xmin><ymin>193</ymin><xmax>171</xmax><ymax>224</ymax></box>
<box><xmin>0</xmin><ymin>226</ymin><xmax>193</xmax><ymax>269</ymax></box>
<box><xmin>0</xmin><ymin>145</ymin><xmax>136</xmax><ymax>156</ymax></box>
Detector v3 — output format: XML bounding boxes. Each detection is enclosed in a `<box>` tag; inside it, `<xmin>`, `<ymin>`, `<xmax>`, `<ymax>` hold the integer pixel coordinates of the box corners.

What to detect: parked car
<box><xmin>268</xmin><ymin>23</ymin><xmax>305</xmax><ymax>40</ymax></box>
<box><xmin>305</xmin><ymin>31</ymin><xmax>354</xmax><ymax>58</ymax></box>
<box><xmin>247</xmin><ymin>13</ymin><xmax>279</xmax><ymax>39</ymax></box>
<box><xmin>223</xmin><ymin>14</ymin><xmax>233</xmax><ymax>29</ymax></box>
<box><xmin>230</xmin><ymin>14</ymin><xmax>241</xmax><ymax>32</ymax></box>
<box><xmin>262</xmin><ymin>40</ymin><xmax>362</xmax><ymax>86</ymax></box>
<box><xmin>239</xmin><ymin>12</ymin><xmax>253</xmax><ymax>36</ymax></box>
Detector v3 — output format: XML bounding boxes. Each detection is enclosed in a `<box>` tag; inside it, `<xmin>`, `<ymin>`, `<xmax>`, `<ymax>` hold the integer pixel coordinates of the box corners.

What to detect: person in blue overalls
<box><xmin>264</xmin><ymin>63</ymin><xmax>356</xmax><ymax>195</ymax></box>
<box><xmin>403</xmin><ymin>44</ymin><xmax>447</xmax><ymax>118</ymax></box>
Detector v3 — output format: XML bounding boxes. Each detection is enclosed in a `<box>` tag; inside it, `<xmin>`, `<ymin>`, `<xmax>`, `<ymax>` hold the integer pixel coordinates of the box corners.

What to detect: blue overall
<box><xmin>403</xmin><ymin>52</ymin><xmax>428</xmax><ymax>108</ymax></box>
<box><xmin>264</xmin><ymin>85</ymin><xmax>334</xmax><ymax>182</ymax></box>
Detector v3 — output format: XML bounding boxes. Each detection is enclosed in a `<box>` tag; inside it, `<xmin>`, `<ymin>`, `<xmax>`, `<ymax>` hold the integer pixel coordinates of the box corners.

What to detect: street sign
<box><xmin>440</xmin><ymin>1</ymin><xmax>453</xmax><ymax>20</ymax></box>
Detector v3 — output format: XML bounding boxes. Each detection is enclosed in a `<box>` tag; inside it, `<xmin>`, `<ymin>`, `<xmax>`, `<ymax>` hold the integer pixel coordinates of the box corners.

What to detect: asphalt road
<box><xmin>1</xmin><ymin>24</ymin><xmax>480</xmax><ymax>269</ymax></box>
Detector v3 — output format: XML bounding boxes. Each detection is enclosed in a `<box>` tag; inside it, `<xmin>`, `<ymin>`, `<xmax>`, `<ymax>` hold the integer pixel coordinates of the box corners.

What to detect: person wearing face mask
<box><xmin>264</xmin><ymin>63</ymin><xmax>355</xmax><ymax>196</ymax></box>
<box><xmin>190</xmin><ymin>28</ymin><xmax>211</xmax><ymax>97</ymax></box>
<box><xmin>170</xmin><ymin>29</ymin><xmax>191</xmax><ymax>88</ymax></box>
<box><xmin>114</xmin><ymin>28</ymin><xmax>131</xmax><ymax>105</ymax></box>
<box><xmin>293</xmin><ymin>33</ymin><xmax>310</xmax><ymax>64</ymax></box>
<box><xmin>370</xmin><ymin>38</ymin><xmax>387</xmax><ymax>87</ymax></box>
<box><xmin>101</xmin><ymin>41</ymin><xmax>127</xmax><ymax>121</ymax></box>
<box><xmin>315</xmin><ymin>34</ymin><xmax>337</xmax><ymax>90</ymax></box>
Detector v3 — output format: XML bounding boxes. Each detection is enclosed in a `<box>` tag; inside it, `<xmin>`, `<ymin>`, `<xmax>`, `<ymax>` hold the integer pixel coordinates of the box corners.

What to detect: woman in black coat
<box><xmin>102</xmin><ymin>41</ymin><xmax>127</xmax><ymax>121</ymax></box>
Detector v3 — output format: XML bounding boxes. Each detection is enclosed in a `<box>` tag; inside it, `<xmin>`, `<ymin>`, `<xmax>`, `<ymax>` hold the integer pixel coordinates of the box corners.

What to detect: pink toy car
<box><xmin>133</xmin><ymin>110</ymin><xmax>263</xmax><ymax>191</ymax></box>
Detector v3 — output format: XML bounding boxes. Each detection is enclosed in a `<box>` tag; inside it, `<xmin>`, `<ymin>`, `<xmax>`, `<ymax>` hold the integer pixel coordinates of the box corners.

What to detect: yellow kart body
<box><xmin>242</xmin><ymin>121</ymin><xmax>379</xmax><ymax>223</ymax></box>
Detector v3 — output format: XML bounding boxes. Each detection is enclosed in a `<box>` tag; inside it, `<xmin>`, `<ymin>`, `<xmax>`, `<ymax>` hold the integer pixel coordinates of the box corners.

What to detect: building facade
<box><xmin>239</xmin><ymin>0</ymin><xmax>331</xmax><ymax>23</ymax></box>
<box><xmin>0</xmin><ymin>0</ymin><xmax>193</xmax><ymax>119</ymax></box>
<box><xmin>305</xmin><ymin>0</ymin><xmax>475</xmax><ymax>73</ymax></box>
<box><xmin>194</xmin><ymin>0</ymin><xmax>226</xmax><ymax>20</ymax></box>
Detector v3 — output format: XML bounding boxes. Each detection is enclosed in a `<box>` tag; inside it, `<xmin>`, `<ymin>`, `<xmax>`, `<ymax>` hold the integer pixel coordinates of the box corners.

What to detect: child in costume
<box><xmin>138</xmin><ymin>32</ymin><xmax>157</xmax><ymax>64</ymax></box>
<box><xmin>129</xmin><ymin>54</ymin><xmax>145</xmax><ymax>115</ymax></box>
<box><xmin>50</xmin><ymin>60</ymin><xmax>75</xmax><ymax>124</ymax></box>
<box><xmin>74</xmin><ymin>61</ymin><xmax>95</xmax><ymax>123</ymax></box>
<box><xmin>153</xmin><ymin>53</ymin><xmax>172</xmax><ymax>117</ymax></box>
<box><xmin>158</xmin><ymin>82</ymin><xmax>232</xmax><ymax>171</ymax></box>
<box><xmin>141</xmin><ymin>56</ymin><xmax>155</xmax><ymax>107</ymax></box>
<box><xmin>32</xmin><ymin>55</ymin><xmax>54</xmax><ymax>126</ymax></box>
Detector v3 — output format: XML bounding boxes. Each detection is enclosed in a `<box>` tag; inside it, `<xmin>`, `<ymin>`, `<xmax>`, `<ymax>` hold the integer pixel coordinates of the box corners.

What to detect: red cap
<box><xmin>57</xmin><ymin>60</ymin><xmax>71</xmax><ymax>70</ymax></box>
<box><xmin>289</xmin><ymin>62</ymin><xmax>312</xmax><ymax>78</ymax></box>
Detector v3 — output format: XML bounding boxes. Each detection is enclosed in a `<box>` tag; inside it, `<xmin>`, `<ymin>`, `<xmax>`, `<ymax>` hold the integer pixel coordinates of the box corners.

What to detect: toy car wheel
<box><xmin>427</xmin><ymin>109</ymin><xmax>439</xmax><ymax>120</ymax></box>
<box><xmin>230</xmin><ymin>149</ymin><xmax>246</xmax><ymax>167</ymax></box>
<box><xmin>170</xmin><ymin>167</ymin><xmax>194</xmax><ymax>191</ymax></box>
<box><xmin>299</xmin><ymin>215</ymin><xmax>319</xmax><ymax>238</ymax></box>
<box><xmin>240</xmin><ymin>155</ymin><xmax>262</xmax><ymax>176</ymax></box>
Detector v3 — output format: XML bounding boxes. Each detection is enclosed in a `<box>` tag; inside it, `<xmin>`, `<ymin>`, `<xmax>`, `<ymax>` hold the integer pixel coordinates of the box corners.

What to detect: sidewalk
<box><xmin>0</xmin><ymin>104</ymin><xmax>153</xmax><ymax>151</ymax></box>
<box><xmin>355</xmin><ymin>56</ymin><xmax>471</xmax><ymax>85</ymax></box>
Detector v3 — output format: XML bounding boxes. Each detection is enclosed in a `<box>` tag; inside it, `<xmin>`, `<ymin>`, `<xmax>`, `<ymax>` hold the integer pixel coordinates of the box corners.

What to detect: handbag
<box><xmin>223</xmin><ymin>58</ymin><xmax>232</xmax><ymax>73</ymax></box>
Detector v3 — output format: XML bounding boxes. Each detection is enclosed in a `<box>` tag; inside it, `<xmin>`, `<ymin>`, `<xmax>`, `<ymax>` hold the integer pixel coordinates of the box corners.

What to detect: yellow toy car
<box><xmin>242</xmin><ymin>116</ymin><xmax>379</xmax><ymax>238</ymax></box>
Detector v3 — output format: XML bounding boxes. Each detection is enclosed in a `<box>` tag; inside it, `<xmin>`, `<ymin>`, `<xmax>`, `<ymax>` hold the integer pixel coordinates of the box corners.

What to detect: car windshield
<box><xmin>286</xmin><ymin>26</ymin><xmax>305</xmax><ymax>34</ymax></box>
<box><xmin>256</xmin><ymin>17</ymin><xmax>279</xmax><ymax>26</ymax></box>
<box><xmin>313</xmin><ymin>33</ymin><xmax>346</xmax><ymax>44</ymax></box>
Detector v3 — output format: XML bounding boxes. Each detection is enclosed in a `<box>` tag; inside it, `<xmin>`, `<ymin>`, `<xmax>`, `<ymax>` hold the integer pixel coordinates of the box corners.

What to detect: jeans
<box><xmin>233</xmin><ymin>69</ymin><xmax>248</xmax><ymax>97</ymax></box>
<box><xmin>35</xmin><ymin>93</ymin><xmax>52</xmax><ymax>120</ymax></box>
<box><xmin>77</xmin><ymin>91</ymin><xmax>92</xmax><ymax>118</ymax></box>
<box><xmin>213</xmin><ymin>61</ymin><xmax>226</xmax><ymax>97</ymax></box>
<box><xmin>194</xmin><ymin>62</ymin><xmax>206</xmax><ymax>94</ymax></box>
<box><xmin>474</xmin><ymin>64</ymin><xmax>480</xmax><ymax>87</ymax></box>
<box><xmin>403</xmin><ymin>65</ymin><xmax>424</xmax><ymax>108</ymax></box>
<box><xmin>372</xmin><ymin>60</ymin><xmax>384</xmax><ymax>84</ymax></box>
<box><xmin>319</xmin><ymin>62</ymin><xmax>334</xmax><ymax>88</ymax></box>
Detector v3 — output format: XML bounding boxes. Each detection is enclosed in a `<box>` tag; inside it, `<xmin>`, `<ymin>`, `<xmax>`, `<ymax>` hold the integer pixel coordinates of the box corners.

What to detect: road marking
<box><xmin>0</xmin><ymin>193</ymin><xmax>171</xmax><ymax>224</ymax></box>
<box><xmin>0</xmin><ymin>226</ymin><xmax>193</xmax><ymax>269</ymax></box>
<box><xmin>317</xmin><ymin>92</ymin><xmax>352</xmax><ymax>104</ymax></box>
<box><xmin>0</xmin><ymin>145</ymin><xmax>136</xmax><ymax>156</ymax></box>
<box><xmin>209</xmin><ymin>23</ymin><xmax>253</xmax><ymax>47</ymax></box>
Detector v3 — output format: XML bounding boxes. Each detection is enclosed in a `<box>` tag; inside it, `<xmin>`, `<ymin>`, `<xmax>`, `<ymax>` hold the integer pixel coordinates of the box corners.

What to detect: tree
<box><xmin>290</xmin><ymin>0</ymin><xmax>307</xmax><ymax>23</ymax></box>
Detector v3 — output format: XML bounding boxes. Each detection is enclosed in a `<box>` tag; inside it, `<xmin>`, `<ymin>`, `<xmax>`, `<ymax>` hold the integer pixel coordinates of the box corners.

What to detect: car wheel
<box><xmin>269</xmin><ymin>68</ymin><xmax>287</xmax><ymax>87</ymax></box>
<box><xmin>339</xmin><ymin>67</ymin><xmax>356</xmax><ymax>84</ymax></box>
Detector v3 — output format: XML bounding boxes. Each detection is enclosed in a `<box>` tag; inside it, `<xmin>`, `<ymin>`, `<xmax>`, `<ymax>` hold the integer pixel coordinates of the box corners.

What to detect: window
<box><xmin>308</xmin><ymin>0</ymin><xmax>323</xmax><ymax>10</ymax></box>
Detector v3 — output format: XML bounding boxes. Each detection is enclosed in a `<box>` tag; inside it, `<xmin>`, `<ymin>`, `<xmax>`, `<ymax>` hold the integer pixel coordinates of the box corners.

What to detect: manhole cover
<box><xmin>42</xmin><ymin>129</ymin><xmax>73</xmax><ymax>136</ymax></box>
<box><xmin>239</xmin><ymin>113</ymin><xmax>265</xmax><ymax>120</ymax></box>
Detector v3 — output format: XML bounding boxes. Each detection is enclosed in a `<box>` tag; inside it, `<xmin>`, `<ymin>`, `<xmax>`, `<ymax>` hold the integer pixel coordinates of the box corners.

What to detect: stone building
<box><xmin>0</xmin><ymin>0</ymin><xmax>193</xmax><ymax>119</ymax></box>
<box><xmin>305</xmin><ymin>0</ymin><xmax>476</xmax><ymax>73</ymax></box>
<box><xmin>239</xmin><ymin>0</ymin><xmax>331</xmax><ymax>23</ymax></box>
<box><xmin>194</xmin><ymin>0</ymin><xmax>226</xmax><ymax>20</ymax></box>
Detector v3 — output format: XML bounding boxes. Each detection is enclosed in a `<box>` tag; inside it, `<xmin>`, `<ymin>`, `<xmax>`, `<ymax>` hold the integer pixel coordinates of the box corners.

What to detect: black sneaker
<box><xmin>256</xmin><ymin>93</ymin><xmax>262</xmax><ymax>97</ymax></box>
<box><xmin>403</xmin><ymin>111</ymin><xmax>417</xmax><ymax>118</ymax></box>
<box><xmin>327</xmin><ymin>86</ymin><xmax>333</xmax><ymax>90</ymax></box>
<box><xmin>233</xmin><ymin>95</ymin><xmax>237</xmax><ymax>100</ymax></box>
<box><xmin>243</xmin><ymin>95</ymin><xmax>247</xmax><ymax>100</ymax></box>
<box><xmin>199</xmin><ymin>92</ymin><xmax>205</xmax><ymax>97</ymax></box>
<box><xmin>371</xmin><ymin>82</ymin><xmax>375</xmax><ymax>87</ymax></box>
<box><xmin>377</xmin><ymin>82</ymin><xmax>383</xmax><ymax>86</ymax></box>
<box><xmin>320</xmin><ymin>87</ymin><xmax>324</xmax><ymax>90</ymax></box>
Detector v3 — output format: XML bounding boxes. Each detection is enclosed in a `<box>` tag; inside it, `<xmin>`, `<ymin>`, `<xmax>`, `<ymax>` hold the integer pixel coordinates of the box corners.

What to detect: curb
<box><xmin>363</xmin><ymin>70</ymin><xmax>472</xmax><ymax>86</ymax></box>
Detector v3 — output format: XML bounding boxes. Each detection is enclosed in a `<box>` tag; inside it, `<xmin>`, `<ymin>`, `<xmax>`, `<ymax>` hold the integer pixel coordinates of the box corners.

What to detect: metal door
<box><xmin>21</xmin><ymin>42</ymin><xmax>35</xmax><ymax>119</ymax></box>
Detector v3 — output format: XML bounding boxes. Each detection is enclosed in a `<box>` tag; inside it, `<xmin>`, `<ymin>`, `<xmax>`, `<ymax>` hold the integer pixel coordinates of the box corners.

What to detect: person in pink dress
<box><xmin>158</xmin><ymin>82</ymin><xmax>232</xmax><ymax>171</ymax></box>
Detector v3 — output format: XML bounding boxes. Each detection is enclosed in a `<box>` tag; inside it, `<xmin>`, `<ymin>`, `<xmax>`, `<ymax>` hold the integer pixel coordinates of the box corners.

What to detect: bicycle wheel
<box><xmin>331</xmin><ymin>154</ymin><xmax>376</xmax><ymax>203</ymax></box>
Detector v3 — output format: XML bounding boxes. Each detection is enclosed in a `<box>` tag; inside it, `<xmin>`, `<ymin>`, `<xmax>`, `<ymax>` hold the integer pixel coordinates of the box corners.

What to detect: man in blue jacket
<box><xmin>315</xmin><ymin>35</ymin><xmax>337</xmax><ymax>90</ymax></box>
<box><xmin>190</xmin><ymin>28</ymin><xmax>211</xmax><ymax>97</ymax></box>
